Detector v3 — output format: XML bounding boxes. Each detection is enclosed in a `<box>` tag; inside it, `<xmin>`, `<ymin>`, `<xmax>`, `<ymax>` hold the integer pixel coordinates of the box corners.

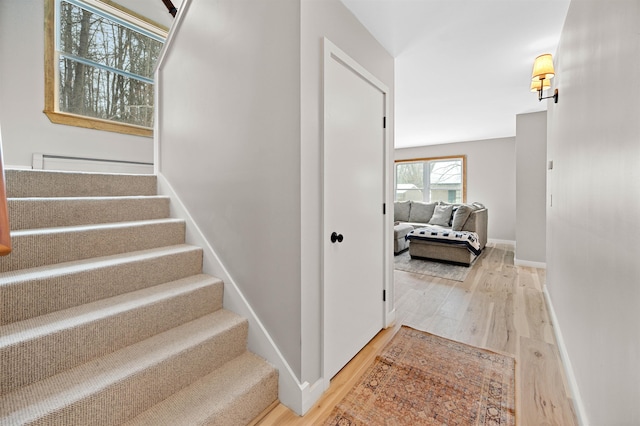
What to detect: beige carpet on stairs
<box><xmin>0</xmin><ymin>169</ymin><xmax>278</xmax><ymax>425</ymax></box>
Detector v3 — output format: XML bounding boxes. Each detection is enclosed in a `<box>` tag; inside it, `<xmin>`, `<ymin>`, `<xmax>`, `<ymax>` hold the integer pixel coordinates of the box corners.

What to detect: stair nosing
<box><xmin>10</xmin><ymin>218</ymin><xmax>184</xmax><ymax>237</ymax></box>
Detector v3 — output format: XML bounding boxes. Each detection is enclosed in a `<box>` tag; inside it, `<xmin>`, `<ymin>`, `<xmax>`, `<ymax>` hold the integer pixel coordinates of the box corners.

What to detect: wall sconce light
<box><xmin>531</xmin><ymin>53</ymin><xmax>558</xmax><ymax>103</ymax></box>
<box><xmin>530</xmin><ymin>78</ymin><xmax>550</xmax><ymax>93</ymax></box>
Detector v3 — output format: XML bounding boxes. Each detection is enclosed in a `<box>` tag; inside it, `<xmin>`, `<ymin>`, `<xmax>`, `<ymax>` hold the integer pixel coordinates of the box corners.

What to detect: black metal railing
<box><xmin>161</xmin><ymin>0</ymin><xmax>177</xmax><ymax>17</ymax></box>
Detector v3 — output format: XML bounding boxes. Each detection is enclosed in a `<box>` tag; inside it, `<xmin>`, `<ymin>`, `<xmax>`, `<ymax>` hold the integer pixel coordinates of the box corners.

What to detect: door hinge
<box><xmin>383</xmin><ymin>289</ymin><xmax>386</xmax><ymax>302</ymax></box>
<box><xmin>383</xmin><ymin>203</ymin><xmax>386</xmax><ymax>215</ymax></box>
<box><xmin>383</xmin><ymin>116</ymin><xmax>386</xmax><ymax>129</ymax></box>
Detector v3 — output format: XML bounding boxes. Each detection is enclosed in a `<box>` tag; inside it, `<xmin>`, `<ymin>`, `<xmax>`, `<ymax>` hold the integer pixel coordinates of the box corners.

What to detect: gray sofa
<box><xmin>393</xmin><ymin>200</ymin><xmax>488</xmax><ymax>265</ymax></box>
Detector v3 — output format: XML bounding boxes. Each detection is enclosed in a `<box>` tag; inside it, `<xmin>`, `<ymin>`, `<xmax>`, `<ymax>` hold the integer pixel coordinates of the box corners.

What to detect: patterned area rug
<box><xmin>394</xmin><ymin>251</ymin><xmax>474</xmax><ymax>282</ymax></box>
<box><xmin>323</xmin><ymin>326</ymin><xmax>516</xmax><ymax>426</ymax></box>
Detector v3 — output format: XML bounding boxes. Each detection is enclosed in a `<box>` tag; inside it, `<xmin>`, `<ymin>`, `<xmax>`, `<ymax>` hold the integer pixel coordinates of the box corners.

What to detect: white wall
<box><xmin>395</xmin><ymin>137</ymin><xmax>516</xmax><ymax>242</ymax></box>
<box><xmin>0</xmin><ymin>0</ymin><xmax>153</xmax><ymax>168</ymax></box>
<box><xmin>515</xmin><ymin>111</ymin><xmax>546</xmax><ymax>266</ymax></box>
<box><xmin>547</xmin><ymin>1</ymin><xmax>640</xmax><ymax>424</ymax></box>
<box><xmin>300</xmin><ymin>0</ymin><xmax>395</xmax><ymax>386</ymax></box>
<box><xmin>157</xmin><ymin>0</ymin><xmax>302</xmax><ymax>378</ymax></box>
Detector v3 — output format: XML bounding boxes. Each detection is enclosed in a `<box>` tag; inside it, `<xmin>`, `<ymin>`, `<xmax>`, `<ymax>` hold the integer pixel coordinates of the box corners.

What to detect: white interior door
<box><xmin>323</xmin><ymin>40</ymin><xmax>386</xmax><ymax>380</ymax></box>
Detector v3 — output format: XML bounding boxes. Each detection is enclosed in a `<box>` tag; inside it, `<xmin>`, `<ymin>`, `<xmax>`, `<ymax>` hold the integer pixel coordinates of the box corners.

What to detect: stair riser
<box><xmin>5</xmin><ymin>170</ymin><xmax>157</xmax><ymax>198</ymax></box>
<box><xmin>1</xmin><ymin>280</ymin><xmax>224</xmax><ymax>395</ymax></box>
<box><xmin>208</xmin><ymin>371</ymin><xmax>279</xmax><ymax>426</ymax></box>
<box><xmin>0</xmin><ymin>247</ymin><xmax>204</xmax><ymax>325</ymax></box>
<box><xmin>0</xmin><ymin>221</ymin><xmax>186</xmax><ymax>272</ymax></box>
<box><xmin>4</xmin><ymin>319</ymin><xmax>249</xmax><ymax>426</ymax></box>
<box><xmin>125</xmin><ymin>353</ymin><xmax>279</xmax><ymax>426</ymax></box>
<box><xmin>8</xmin><ymin>197</ymin><xmax>171</xmax><ymax>230</ymax></box>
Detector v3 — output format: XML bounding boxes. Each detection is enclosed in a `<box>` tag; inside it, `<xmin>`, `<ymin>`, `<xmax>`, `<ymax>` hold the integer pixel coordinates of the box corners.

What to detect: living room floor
<box><xmin>256</xmin><ymin>243</ymin><xmax>578</xmax><ymax>426</ymax></box>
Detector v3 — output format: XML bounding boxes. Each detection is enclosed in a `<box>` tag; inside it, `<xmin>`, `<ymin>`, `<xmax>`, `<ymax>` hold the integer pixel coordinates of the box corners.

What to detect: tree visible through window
<box><xmin>395</xmin><ymin>156</ymin><xmax>466</xmax><ymax>203</ymax></box>
<box><xmin>45</xmin><ymin>0</ymin><xmax>167</xmax><ymax>136</ymax></box>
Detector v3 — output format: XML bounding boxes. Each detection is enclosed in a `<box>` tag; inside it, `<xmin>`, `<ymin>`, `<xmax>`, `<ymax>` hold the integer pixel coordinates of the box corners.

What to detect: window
<box><xmin>395</xmin><ymin>156</ymin><xmax>466</xmax><ymax>203</ymax></box>
<box><xmin>44</xmin><ymin>0</ymin><xmax>167</xmax><ymax>136</ymax></box>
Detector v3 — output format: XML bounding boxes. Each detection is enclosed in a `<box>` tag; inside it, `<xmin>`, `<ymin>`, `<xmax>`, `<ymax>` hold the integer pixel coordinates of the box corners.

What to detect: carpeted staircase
<box><xmin>0</xmin><ymin>169</ymin><xmax>278</xmax><ymax>425</ymax></box>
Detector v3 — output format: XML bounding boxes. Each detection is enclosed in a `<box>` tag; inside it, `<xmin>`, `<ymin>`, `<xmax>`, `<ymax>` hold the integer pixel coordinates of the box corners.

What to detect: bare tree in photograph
<box><xmin>57</xmin><ymin>1</ymin><xmax>163</xmax><ymax>128</ymax></box>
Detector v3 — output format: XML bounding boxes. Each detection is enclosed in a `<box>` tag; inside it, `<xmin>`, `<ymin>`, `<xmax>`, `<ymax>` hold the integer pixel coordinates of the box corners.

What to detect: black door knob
<box><xmin>330</xmin><ymin>232</ymin><xmax>344</xmax><ymax>243</ymax></box>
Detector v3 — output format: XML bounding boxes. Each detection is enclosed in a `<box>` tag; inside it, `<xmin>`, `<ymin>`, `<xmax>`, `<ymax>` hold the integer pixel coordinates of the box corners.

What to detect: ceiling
<box><xmin>118</xmin><ymin>0</ymin><xmax>570</xmax><ymax>149</ymax></box>
<box><xmin>340</xmin><ymin>0</ymin><xmax>571</xmax><ymax>148</ymax></box>
<box><xmin>115</xmin><ymin>0</ymin><xmax>182</xmax><ymax>29</ymax></box>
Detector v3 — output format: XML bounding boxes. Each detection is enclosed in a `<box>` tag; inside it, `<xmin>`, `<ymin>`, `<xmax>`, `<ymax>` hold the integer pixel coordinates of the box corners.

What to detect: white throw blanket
<box><xmin>406</xmin><ymin>226</ymin><xmax>482</xmax><ymax>255</ymax></box>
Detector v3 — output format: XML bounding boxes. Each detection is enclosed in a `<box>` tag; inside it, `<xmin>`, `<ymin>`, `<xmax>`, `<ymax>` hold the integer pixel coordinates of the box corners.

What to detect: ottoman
<box><xmin>394</xmin><ymin>223</ymin><xmax>413</xmax><ymax>255</ymax></box>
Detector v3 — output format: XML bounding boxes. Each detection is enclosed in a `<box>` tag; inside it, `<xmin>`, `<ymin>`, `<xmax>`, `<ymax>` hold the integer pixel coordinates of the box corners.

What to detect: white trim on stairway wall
<box><xmin>156</xmin><ymin>174</ymin><xmax>319</xmax><ymax>416</ymax></box>
<box><xmin>31</xmin><ymin>153</ymin><xmax>153</xmax><ymax>174</ymax></box>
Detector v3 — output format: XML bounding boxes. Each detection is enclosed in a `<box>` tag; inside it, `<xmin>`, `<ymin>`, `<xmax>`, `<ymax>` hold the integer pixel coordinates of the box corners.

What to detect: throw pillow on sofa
<box><xmin>394</xmin><ymin>200</ymin><xmax>411</xmax><ymax>222</ymax></box>
<box><xmin>408</xmin><ymin>201</ymin><xmax>437</xmax><ymax>223</ymax></box>
<box><xmin>428</xmin><ymin>204</ymin><xmax>453</xmax><ymax>226</ymax></box>
<box><xmin>451</xmin><ymin>204</ymin><xmax>473</xmax><ymax>231</ymax></box>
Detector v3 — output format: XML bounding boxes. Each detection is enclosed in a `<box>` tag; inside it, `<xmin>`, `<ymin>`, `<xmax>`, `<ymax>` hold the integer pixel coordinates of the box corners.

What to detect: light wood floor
<box><xmin>256</xmin><ymin>243</ymin><xmax>578</xmax><ymax>425</ymax></box>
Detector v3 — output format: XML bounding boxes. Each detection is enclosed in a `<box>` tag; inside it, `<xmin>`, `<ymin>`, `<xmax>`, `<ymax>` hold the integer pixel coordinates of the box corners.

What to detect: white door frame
<box><xmin>321</xmin><ymin>37</ymin><xmax>394</xmax><ymax>389</ymax></box>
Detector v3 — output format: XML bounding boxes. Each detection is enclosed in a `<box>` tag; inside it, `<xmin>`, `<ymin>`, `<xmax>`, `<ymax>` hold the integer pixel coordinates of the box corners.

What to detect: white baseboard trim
<box><xmin>301</xmin><ymin>378</ymin><xmax>326</xmax><ymax>414</ymax></box>
<box><xmin>514</xmin><ymin>258</ymin><xmax>547</xmax><ymax>269</ymax></box>
<box><xmin>385</xmin><ymin>308</ymin><xmax>397</xmax><ymax>329</ymax></box>
<box><xmin>487</xmin><ymin>239</ymin><xmax>516</xmax><ymax>246</ymax></box>
<box><xmin>487</xmin><ymin>238</ymin><xmax>516</xmax><ymax>247</ymax></box>
<box><xmin>542</xmin><ymin>286</ymin><xmax>589</xmax><ymax>426</ymax></box>
<box><xmin>157</xmin><ymin>173</ymin><xmax>316</xmax><ymax>416</ymax></box>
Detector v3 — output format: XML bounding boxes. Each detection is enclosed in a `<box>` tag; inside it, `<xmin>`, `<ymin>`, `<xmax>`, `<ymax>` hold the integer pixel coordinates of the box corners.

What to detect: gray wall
<box><xmin>157</xmin><ymin>0</ymin><xmax>303</xmax><ymax>377</ymax></box>
<box><xmin>0</xmin><ymin>0</ymin><xmax>153</xmax><ymax>168</ymax></box>
<box><xmin>157</xmin><ymin>0</ymin><xmax>394</xmax><ymax>388</ymax></box>
<box><xmin>395</xmin><ymin>137</ymin><xmax>516</xmax><ymax>242</ymax></box>
<box><xmin>547</xmin><ymin>0</ymin><xmax>640</xmax><ymax>424</ymax></box>
<box><xmin>515</xmin><ymin>111</ymin><xmax>546</xmax><ymax>265</ymax></box>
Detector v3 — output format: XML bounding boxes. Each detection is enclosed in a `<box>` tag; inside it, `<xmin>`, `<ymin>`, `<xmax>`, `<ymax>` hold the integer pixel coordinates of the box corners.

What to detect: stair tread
<box><xmin>0</xmin><ymin>273</ymin><xmax>222</xmax><ymax>345</ymax></box>
<box><xmin>0</xmin><ymin>244</ymin><xmax>201</xmax><ymax>283</ymax></box>
<box><xmin>126</xmin><ymin>352</ymin><xmax>278</xmax><ymax>426</ymax></box>
<box><xmin>0</xmin><ymin>310</ymin><xmax>246</xmax><ymax>423</ymax></box>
